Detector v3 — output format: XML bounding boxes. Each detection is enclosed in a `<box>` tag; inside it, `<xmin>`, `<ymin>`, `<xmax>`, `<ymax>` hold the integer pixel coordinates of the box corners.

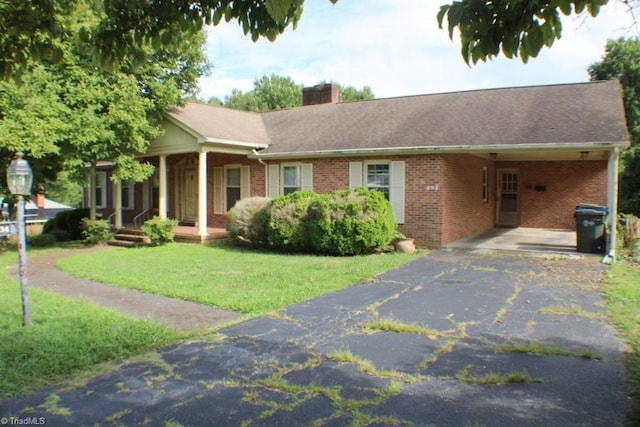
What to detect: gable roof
<box><xmin>166</xmin><ymin>102</ymin><xmax>270</xmax><ymax>146</ymax></box>
<box><xmin>167</xmin><ymin>81</ymin><xmax>629</xmax><ymax>158</ymax></box>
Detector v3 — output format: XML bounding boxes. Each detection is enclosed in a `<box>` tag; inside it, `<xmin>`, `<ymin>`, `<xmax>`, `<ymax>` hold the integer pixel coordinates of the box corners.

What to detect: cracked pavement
<box><xmin>0</xmin><ymin>250</ymin><xmax>628</xmax><ymax>426</ymax></box>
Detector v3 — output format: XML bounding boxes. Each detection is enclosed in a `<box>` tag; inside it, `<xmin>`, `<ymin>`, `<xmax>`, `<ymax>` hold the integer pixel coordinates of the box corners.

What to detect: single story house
<box><xmin>86</xmin><ymin>81</ymin><xmax>629</xmax><ymax>249</ymax></box>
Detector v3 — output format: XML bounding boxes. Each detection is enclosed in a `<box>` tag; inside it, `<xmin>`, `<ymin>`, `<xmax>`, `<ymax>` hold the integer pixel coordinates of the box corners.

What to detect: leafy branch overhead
<box><xmin>0</xmin><ymin>0</ymin><xmax>628</xmax><ymax>80</ymax></box>
<box><xmin>437</xmin><ymin>0</ymin><xmax>610</xmax><ymax>64</ymax></box>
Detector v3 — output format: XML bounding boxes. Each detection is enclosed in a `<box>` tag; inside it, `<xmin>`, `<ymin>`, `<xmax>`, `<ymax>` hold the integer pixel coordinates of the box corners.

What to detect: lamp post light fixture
<box><xmin>7</xmin><ymin>152</ymin><xmax>33</xmax><ymax>327</ymax></box>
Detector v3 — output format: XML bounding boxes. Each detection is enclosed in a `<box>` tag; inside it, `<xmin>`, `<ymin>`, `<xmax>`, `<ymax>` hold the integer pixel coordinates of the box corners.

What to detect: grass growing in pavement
<box><xmin>603</xmin><ymin>263</ymin><xmax>640</xmax><ymax>423</ymax></box>
<box><xmin>0</xmin><ymin>248</ymin><xmax>181</xmax><ymax>398</ymax></box>
<box><xmin>56</xmin><ymin>242</ymin><xmax>420</xmax><ymax>315</ymax></box>
<box><xmin>495</xmin><ymin>341</ymin><xmax>603</xmax><ymax>360</ymax></box>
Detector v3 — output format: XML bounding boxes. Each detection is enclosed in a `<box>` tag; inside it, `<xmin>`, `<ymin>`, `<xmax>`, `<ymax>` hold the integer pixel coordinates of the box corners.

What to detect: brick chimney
<box><xmin>302</xmin><ymin>84</ymin><xmax>339</xmax><ymax>106</ymax></box>
<box><xmin>34</xmin><ymin>193</ymin><xmax>45</xmax><ymax>209</ymax></box>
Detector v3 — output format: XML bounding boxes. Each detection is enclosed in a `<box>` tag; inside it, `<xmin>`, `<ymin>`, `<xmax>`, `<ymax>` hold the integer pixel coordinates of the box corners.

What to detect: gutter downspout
<box><xmin>603</xmin><ymin>147</ymin><xmax>619</xmax><ymax>264</ymax></box>
<box><xmin>252</xmin><ymin>149</ymin><xmax>269</xmax><ymax>198</ymax></box>
<box><xmin>251</xmin><ymin>149</ymin><xmax>267</xmax><ymax>167</ymax></box>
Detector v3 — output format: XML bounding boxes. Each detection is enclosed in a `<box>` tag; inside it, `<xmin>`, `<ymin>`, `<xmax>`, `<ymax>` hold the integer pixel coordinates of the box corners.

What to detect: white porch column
<box><xmin>198</xmin><ymin>150</ymin><xmax>209</xmax><ymax>237</ymax></box>
<box><xmin>605</xmin><ymin>148</ymin><xmax>620</xmax><ymax>262</ymax></box>
<box><xmin>159</xmin><ymin>154</ymin><xmax>167</xmax><ymax>219</ymax></box>
<box><xmin>114</xmin><ymin>181</ymin><xmax>123</xmax><ymax>229</ymax></box>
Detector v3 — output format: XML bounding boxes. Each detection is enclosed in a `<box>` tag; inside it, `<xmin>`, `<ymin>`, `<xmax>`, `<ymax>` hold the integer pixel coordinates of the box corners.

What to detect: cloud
<box><xmin>197</xmin><ymin>0</ymin><xmax>638</xmax><ymax>101</ymax></box>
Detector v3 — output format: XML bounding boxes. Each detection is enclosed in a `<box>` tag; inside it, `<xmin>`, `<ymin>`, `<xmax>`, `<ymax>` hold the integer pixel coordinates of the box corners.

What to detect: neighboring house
<box><xmin>2</xmin><ymin>193</ymin><xmax>74</xmax><ymax>221</ymax></box>
<box><xmin>85</xmin><ymin>81</ymin><xmax>629</xmax><ymax>248</ymax></box>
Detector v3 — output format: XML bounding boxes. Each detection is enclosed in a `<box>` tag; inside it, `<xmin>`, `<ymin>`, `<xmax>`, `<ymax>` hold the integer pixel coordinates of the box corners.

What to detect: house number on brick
<box><xmin>426</xmin><ymin>184</ymin><xmax>439</xmax><ymax>191</ymax></box>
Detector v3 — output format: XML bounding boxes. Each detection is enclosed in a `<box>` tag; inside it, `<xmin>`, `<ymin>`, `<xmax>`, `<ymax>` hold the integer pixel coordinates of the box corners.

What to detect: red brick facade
<box><xmin>90</xmin><ymin>153</ymin><xmax>609</xmax><ymax>249</ymax></box>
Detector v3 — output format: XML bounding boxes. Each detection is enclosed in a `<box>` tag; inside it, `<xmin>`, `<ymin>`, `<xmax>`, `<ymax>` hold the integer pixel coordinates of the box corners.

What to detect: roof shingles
<box><xmin>168</xmin><ymin>81</ymin><xmax>629</xmax><ymax>156</ymax></box>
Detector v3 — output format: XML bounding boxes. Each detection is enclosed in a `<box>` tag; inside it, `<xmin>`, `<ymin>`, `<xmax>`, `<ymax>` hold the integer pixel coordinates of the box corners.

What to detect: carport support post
<box><xmin>605</xmin><ymin>148</ymin><xmax>619</xmax><ymax>263</ymax></box>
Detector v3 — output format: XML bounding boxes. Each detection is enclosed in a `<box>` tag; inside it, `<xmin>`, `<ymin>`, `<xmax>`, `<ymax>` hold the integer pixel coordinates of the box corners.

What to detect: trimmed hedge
<box><xmin>308</xmin><ymin>188</ymin><xmax>396</xmax><ymax>256</ymax></box>
<box><xmin>263</xmin><ymin>191</ymin><xmax>317</xmax><ymax>252</ymax></box>
<box><xmin>42</xmin><ymin>208</ymin><xmax>90</xmax><ymax>241</ymax></box>
<box><xmin>226</xmin><ymin>197</ymin><xmax>270</xmax><ymax>247</ymax></box>
<box><xmin>259</xmin><ymin>188</ymin><xmax>397</xmax><ymax>256</ymax></box>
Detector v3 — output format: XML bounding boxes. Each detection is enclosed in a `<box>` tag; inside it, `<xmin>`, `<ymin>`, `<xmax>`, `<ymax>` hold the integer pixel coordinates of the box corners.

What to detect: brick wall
<box><xmin>263</xmin><ymin>155</ymin><xmax>448</xmax><ymax>248</ymax></box>
<box><xmin>498</xmin><ymin>160</ymin><xmax>608</xmax><ymax>230</ymax></box>
<box><xmin>207</xmin><ymin>153</ymin><xmax>265</xmax><ymax>227</ymax></box>
<box><xmin>440</xmin><ymin>154</ymin><xmax>496</xmax><ymax>244</ymax></box>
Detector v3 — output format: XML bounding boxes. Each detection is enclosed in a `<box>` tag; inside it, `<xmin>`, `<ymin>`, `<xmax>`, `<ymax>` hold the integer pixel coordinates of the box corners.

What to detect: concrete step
<box><xmin>107</xmin><ymin>239</ymin><xmax>138</xmax><ymax>248</ymax></box>
<box><xmin>107</xmin><ymin>228</ymin><xmax>151</xmax><ymax>247</ymax></box>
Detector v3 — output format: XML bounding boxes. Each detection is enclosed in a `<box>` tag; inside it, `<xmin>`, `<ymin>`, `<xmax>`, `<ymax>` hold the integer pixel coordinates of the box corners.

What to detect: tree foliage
<box><xmin>223</xmin><ymin>74</ymin><xmax>375</xmax><ymax>112</ymax></box>
<box><xmin>0</xmin><ymin>1</ymin><xmax>208</xmax><ymax>218</ymax></box>
<box><xmin>3</xmin><ymin>0</ymin><xmax>636</xmax><ymax>81</ymax></box>
<box><xmin>437</xmin><ymin>0</ymin><xmax>616</xmax><ymax>64</ymax></box>
<box><xmin>589</xmin><ymin>38</ymin><xmax>640</xmax><ymax>215</ymax></box>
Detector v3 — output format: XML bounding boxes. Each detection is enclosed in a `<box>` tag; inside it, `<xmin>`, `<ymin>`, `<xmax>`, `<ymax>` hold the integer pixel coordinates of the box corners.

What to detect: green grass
<box><xmin>603</xmin><ymin>262</ymin><xmax>640</xmax><ymax>423</ymax></box>
<box><xmin>495</xmin><ymin>341</ymin><xmax>602</xmax><ymax>360</ymax></box>
<box><xmin>56</xmin><ymin>242</ymin><xmax>420</xmax><ymax>315</ymax></box>
<box><xmin>0</xmin><ymin>248</ymin><xmax>181</xmax><ymax>398</ymax></box>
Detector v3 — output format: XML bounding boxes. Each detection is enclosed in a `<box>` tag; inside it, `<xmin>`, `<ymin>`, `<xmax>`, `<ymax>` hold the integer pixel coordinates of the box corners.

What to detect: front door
<box><xmin>497</xmin><ymin>169</ymin><xmax>520</xmax><ymax>227</ymax></box>
<box><xmin>181</xmin><ymin>168</ymin><xmax>198</xmax><ymax>222</ymax></box>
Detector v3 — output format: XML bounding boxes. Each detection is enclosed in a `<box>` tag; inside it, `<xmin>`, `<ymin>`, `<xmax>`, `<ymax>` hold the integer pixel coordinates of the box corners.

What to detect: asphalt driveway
<box><xmin>0</xmin><ymin>250</ymin><xmax>628</xmax><ymax>426</ymax></box>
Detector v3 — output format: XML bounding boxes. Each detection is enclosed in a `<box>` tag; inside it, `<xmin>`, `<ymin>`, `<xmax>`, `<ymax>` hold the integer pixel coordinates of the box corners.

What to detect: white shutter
<box><xmin>390</xmin><ymin>161</ymin><xmax>405</xmax><ymax>224</ymax></box>
<box><xmin>267</xmin><ymin>164</ymin><xmax>280</xmax><ymax>197</ymax></box>
<box><xmin>240</xmin><ymin>165</ymin><xmax>250</xmax><ymax>199</ymax></box>
<box><xmin>301</xmin><ymin>163</ymin><xmax>313</xmax><ymax>191</ymax></box>
<box><xmin>349</xmin><ymin>162</ymin><xmax>363</xmax><ymax>188</ymax></box>
<box><xmin>213</xmin><ymin>167</ymin><xmax>223</xmax><ymax>214</ymax></box>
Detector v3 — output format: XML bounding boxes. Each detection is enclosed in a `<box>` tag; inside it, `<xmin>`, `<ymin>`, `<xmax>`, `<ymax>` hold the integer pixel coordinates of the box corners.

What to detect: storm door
<box><xmin>496</xmin><ymin>169</ymin><xmax>520</xmax><ymax>227</ymax></box>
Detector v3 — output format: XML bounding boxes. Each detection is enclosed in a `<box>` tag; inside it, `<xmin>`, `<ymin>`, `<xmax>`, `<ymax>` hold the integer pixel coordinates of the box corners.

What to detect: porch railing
<box><xmin>133</xmin><ymin>209</ymin><xmax>151</xmax><ymax>228</ymax></box>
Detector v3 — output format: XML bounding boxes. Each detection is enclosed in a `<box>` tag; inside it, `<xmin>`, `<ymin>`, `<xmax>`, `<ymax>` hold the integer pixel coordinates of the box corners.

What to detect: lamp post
<box><xmin>7</xmin><ymin>152</ymin><xmax>33</xmax><ymax>327</ymax></box>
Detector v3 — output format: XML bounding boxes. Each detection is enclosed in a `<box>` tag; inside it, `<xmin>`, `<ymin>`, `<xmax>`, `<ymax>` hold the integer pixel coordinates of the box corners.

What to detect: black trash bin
<box><xmin>574</xmin><ymin>204</ymin><xmax>608</xmax><ymax>254</ymax></box>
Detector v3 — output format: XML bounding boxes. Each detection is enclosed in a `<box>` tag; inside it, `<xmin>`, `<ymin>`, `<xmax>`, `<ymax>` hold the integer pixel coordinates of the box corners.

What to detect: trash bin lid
<box><xmin>575</xmin><ymin>203</ymin><xmax>609</xmax><ymax>214</ymax></box>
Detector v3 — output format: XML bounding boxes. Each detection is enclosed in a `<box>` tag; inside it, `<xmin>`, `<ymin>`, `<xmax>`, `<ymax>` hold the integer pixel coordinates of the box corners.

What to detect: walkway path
<box><xmin>7</xmin><ymin>247</ymin><xmax>241</xmax><ymax>331</ymax></box>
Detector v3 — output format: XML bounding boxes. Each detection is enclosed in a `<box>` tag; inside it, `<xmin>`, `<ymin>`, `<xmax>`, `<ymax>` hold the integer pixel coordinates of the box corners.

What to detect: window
<box><xmin>94</xmin><ymin>172</ymin><xmax>107</xmax><ymax>209</ymax></box>
<box><xmin>226</xmin><ymin>167</ymin><xmax>241</xmax><ymax>211</ymax></box>
<box><xmin>482</xmin><ymin>167</ymin><xmax>488</xmax><ymax>203</ymax></box>
<box><xmin>283</xmin><ymin>165</ymin><xmax>301</xmax><ymax>195</ymax></box>
<box><xmin>214</xmin><ymin>166</ymin><xmax>250</xmax><ymax>214</ymax></box>
<box><xmin>366</xmin><ymin>163</ymin><xmax>390</xmax><ymax>200</ymax></box>
<box><xmin>349</xmin><ymin>161</ymin><xmax>405</xmax><ymax>224</ymax></box>
<box><xmin>266</xmin><ymin>163</ymin><xmax>313</xmax><ymax>198</ymax></box>
<box><xmin>122</xmin><ymin>181</ymin><xmax>134</xmax><ymax>210</ymax></box>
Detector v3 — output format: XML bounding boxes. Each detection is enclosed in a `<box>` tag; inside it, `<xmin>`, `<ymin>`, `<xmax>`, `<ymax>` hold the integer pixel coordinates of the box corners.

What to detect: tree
<box><xmin>437</xmin><ymin>0</ymin><xmax>637</xmax><ymax>65</ymax></box>
<box><xmin>318</xmin><ymin>81</ymin><xmax>375</xmax><ymax>102</ymax></box>
<box><xmin>223</xmin><ymin>75</ymin><xmax>374</xmax><ymax>111</ymax></box>
<box><xmin>2</xmin><ymin>0</ymin><xmax>637</xmax><ymax>79</ymax></box>
<box><xmin>225</xmin><ymin>74</ymin><xmax>302</xmax><ymax>112</ymax></box>
<box><xmin>589</xmin><ymin>38</ymin><xmax>640</xmax><ymax>215</ymax></box>
<box><xmin>0</xmin><ymin>1</ymin><xmax>209</xmax><ymax>218</ymax></box>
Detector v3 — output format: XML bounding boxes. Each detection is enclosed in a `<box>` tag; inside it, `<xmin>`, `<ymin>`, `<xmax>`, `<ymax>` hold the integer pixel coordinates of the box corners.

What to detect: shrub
<box><xmin>27</xmin><ymin>233</ymin><xmax>56</xmax><ymax>247</ymax></box>
<box><xmin>307</xmin><ymin>188</ymin><xmax>396</xmax><ymax>255</ymax></box>
<box><xmin>226</xmin><ymin>197</ymin><xmax>270</xmax><ymax>247</ymax></box>
<box><xmin>142</xmin><ymin>216</ymin><xmax>179</xmax><ymax>246</ymax></box>
<box><xmin>263</xmin><ymin>191</ymin><xmax>318</xmax><ymax>252</ymax></box>
<box><xmin>42</xmin><ymin>208</ymin><xmax>90</xmax><ymax>241</ymax></box>
<box><xmin>48</xmin><ymin>228</ymin><xmax>71</xmax><ymax>242</ymax></box>
<box><xmin>617</xmin><ymin>214</ymin><xmax>640</xmax><ymax>262</ymax></box>
<box><xmin>81</xmin><ymin>218</ymin><xmax>113</xmax><ymax>245</ymax></box>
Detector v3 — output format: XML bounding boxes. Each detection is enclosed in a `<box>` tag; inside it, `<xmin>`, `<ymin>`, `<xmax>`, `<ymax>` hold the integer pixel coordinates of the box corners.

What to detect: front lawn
<box><xmin>57</xmin><ymin>242</ymin><xmax>421</xmax><ymax>315</ymax></box>
<box><xmin>0</xmin><ymin>248</ymin><xmax>180</xmax><ymax>398</ymax></box>
<box><xmin>604</xmin><ymin>262</ymin><xmax>640</xmax><ymax>423</ymax></box>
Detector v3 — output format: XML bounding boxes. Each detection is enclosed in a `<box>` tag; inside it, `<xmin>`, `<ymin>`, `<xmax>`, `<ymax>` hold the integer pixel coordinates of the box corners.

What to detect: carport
<box><xmin>444</xmin><ymin>227</ymin><xmax>580</xmax><ymax>256</ymax></box>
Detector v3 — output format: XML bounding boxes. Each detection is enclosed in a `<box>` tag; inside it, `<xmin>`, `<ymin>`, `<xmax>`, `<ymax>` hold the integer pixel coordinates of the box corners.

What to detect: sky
<box><xmin>197</xmin><ymin>0</ymin><xmax>638</xmax><ymax>102</ymax></box>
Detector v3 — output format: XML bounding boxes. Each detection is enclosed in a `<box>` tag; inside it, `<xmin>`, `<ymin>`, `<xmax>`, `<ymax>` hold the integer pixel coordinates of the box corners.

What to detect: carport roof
<box><xmin>167</xmin><ymin>80</ymin><xmax>629</xmax><ymax>157</ymax></box>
